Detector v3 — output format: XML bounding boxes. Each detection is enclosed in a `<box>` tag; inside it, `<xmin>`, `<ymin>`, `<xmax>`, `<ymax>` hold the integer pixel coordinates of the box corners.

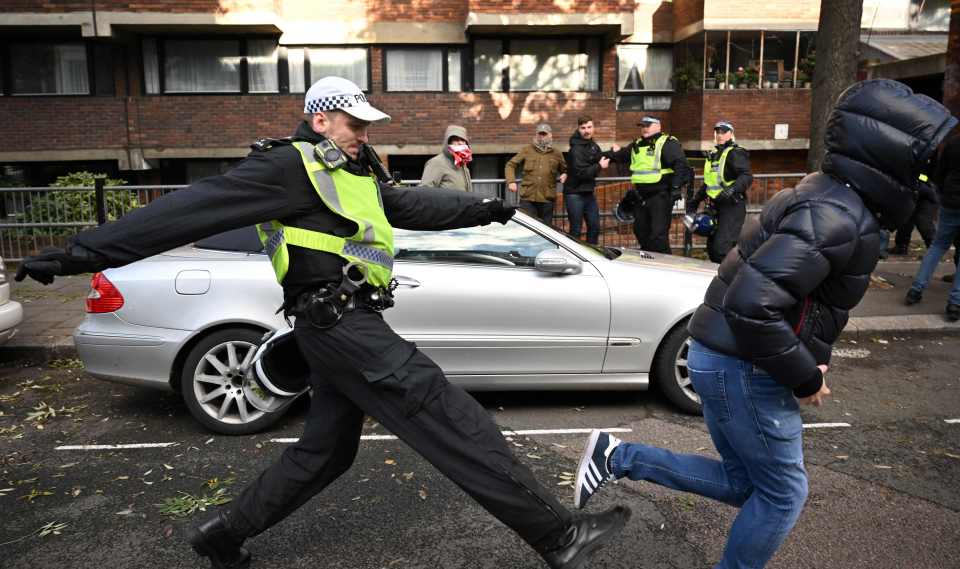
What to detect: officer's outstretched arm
<box><xmin>381</xmin><ymin>184</ymin><xmax>511</xmax><ymax>230</ymax></box>
<box><xmin>17</xmin><ymin>152</ymin><xmax>297</xmax><ymax>286</ymax></box>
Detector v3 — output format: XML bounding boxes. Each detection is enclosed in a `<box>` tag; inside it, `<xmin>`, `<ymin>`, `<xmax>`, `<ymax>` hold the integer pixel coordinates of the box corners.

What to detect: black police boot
<box><xmin>188</xmin><ymin>511</ymin><xmax>251</xmax><ymax>569</ymax></box>
<box><xmin>947</xmin><ymin>303</ymin><xmax>960</xmax><ymax>322</ymax></box>
<box><xmin>541</xmin><ymin>505</ymin><xmax>631</xmax><ymax>569</ymax></box>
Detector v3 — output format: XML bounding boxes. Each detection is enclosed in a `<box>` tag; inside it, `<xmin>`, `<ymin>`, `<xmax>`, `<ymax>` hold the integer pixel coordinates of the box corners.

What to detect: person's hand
<box><xmin>485</xmin><ymin>200</ymin><xmax>517</xmax><ymax>225</ymax></box>
<box><xmin>717</xmin><ymin>187</ymin><xmax>741</xmax><ymax>205</ymax></box>
<box><xmin>559</xmin><ymin>173</ymin><xmax>567</xmax><ymax>184</ymax></box>
<box><xmin>670</xmin><ymin>186</ymin><xmax>682</xmax><ymax>202</ymax></box>
<box><xmin>799</xmin><ymin>365</ymin><xmax>831</xmax><ymax>406</ymax></box>
<box><xmin>14</xmin><ymin>246</ymin><xmax>103</xmax><ymax>286</ymax></box>
<box><xmin>611</xmin><ymin>144</ymin><xmax>621</xmax><ymax>152</ymax></box>
<box><xmin>599</xmin><ymin>156</ymin><xmax>610</xmax><ymax>169</ymax></box>
<box><xmin>508</xmin><ymin>182</ymin><xmax>518</xmax><ymax>193</ymax></box>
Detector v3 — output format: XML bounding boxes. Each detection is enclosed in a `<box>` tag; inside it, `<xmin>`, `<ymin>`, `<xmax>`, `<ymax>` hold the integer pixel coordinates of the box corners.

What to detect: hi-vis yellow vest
<box><xmin>630</xmin><ymin>134</ymin><xmax>675</xmax><ymax>184</ymax></box>
<box><xmin>256</xmin><ymin>141</ymin><xmax>395</xmax><ymax>287</ymax></box>
<box><xmin>704</xmin><ymin>145</ymin><xmax>736</xmax><ymax>199</ymax></box>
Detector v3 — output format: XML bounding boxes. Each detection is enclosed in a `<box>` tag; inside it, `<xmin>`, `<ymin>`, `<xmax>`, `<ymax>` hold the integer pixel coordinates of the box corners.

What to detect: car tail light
<box><xmin>86</xmin><ymin>272</ymin><xmax>124</xmax><ymax>313</ymax></box>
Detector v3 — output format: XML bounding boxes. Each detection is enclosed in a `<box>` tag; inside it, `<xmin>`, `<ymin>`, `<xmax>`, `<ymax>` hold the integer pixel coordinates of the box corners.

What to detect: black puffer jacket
<box><xmin>688</xmin><ymin>80</ymin><xmax>957</xmax><ymax>397</ymax></box>
<box><xmin>563</xmin><ymin>131</ymin><xmax>603</xmax><ymax>194</ymax></box>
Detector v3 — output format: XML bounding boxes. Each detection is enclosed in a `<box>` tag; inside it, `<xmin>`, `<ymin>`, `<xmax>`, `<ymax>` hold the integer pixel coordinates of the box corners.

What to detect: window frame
<box><xmin>0</xmin><ymin>37</ymin><xmax>100</xmax><ymax>97</ymax></box>
<box><xmin>283</xmin><ymin>44</ymin><xmax>372</xmax><ymax>94</ymax></box>
<box><xmin>381</xmin><ymin>45</ymin><xmax>464</xmax><ymax>93</ymax></box>
<box><xmin>468</xmin><ymin>35</ymin><xmax>604</xmax><ymax>93</ymax></box>
<box><xmin>614</xmin><ymin>42</ymin><xmax>675</xmax><ymax>95</ymax></box>
<box><xmin>141</xmin><ymin>35</ymin><xmax>288</xmax><ymax>96</ymax></box>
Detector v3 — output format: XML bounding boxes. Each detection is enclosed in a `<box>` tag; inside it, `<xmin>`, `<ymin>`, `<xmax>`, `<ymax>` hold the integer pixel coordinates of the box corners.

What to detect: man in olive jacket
<box><xmin>574</xmin><ymin>79</ymin><xmax>957</xmax><ymax>569</ymax></box>
<box><xmin>506</xmin><ymin>123</ymin><xmax>568</xmax><ymax>225</ymax></box>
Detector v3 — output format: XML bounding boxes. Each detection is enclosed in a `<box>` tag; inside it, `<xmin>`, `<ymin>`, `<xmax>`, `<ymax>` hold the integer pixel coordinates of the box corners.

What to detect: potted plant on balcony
<box><xmin>672</xmin><ymin>60</ymin><xmax>703</xmax><ymax>95</ymax></box>
<box><xmin>798</xmin><ymin>53</ymin><xmax>815</xmax><ymax>88</ymax></box>
<box><xmin>744</xmin><ymin>67</ymin><xmax>760</xmax><ymax>89</ymax></box>
<box><xmin>734</xmin><ymin>66</ymin><xmax>746</xmax><ymax>88</ymax></box>
<box><xmin>780</xmin><ymin>75</ymin><xmax>794</xmax><ymax>89</ymax></box>
<box><xmin>704</xmin><ymin>67</ymin><xmax>718</xmax><ymax>89</ymax></box>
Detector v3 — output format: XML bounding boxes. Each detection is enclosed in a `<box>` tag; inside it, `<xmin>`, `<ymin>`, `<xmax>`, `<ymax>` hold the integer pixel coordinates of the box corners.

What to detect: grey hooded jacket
<box><xmin>420</xmin><ymin>125</ymin><xmax>473</xmax><ymax>192</ymax></box>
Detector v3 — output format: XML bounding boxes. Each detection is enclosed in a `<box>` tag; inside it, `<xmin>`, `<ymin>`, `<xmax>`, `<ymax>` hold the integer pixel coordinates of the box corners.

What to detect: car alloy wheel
<box><xmin>653</xmin><ymin>322</ymin><xmax>703</xmax><ymax>415</ymax></box>
<box><xmin>180</xmin><ymin>328</ymin><xmax>287</xmax><ymax>435</ymax></box>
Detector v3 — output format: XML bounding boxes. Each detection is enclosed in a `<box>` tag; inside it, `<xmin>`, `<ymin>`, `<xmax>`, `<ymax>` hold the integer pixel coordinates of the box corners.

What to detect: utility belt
<box><xmin>283</xmin><ymin>262</ymin><xmax>397</xmax><ymax>329</ymax></box>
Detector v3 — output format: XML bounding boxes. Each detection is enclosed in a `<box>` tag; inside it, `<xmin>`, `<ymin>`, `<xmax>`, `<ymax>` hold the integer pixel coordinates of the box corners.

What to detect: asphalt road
<box><xmin>1</xmin><ymin>331</ymin><xmax>959</xmax><ymax>569</ymax></box>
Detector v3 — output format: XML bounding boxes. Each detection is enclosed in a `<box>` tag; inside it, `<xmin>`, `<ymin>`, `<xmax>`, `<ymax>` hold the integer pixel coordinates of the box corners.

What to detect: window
<box><xmin>384</xmin><ymin>48</ymin><xmax>462</xmax><ymax>92</ymax></box>
<box><xmin>165</xmin><ymin>39</ymin><xmax>242</xmax><ymax>93</ymax></box>
<box><xmin>474</xmin><ymin>38</ymin><xmax>601</xmax><ymax>92</ymax></box>
<box><xmin>394</xmin><ymin>221</ymin><xmax>559</xmax><ymax>268</ymax></box>
<box><xmin>283</xmin><ymin>47</ymin><xmax>369</xmax><ymax>93</ymax></box>
<box><xmin>9</xmin><ymin>43</ymin><xmax>90</xmax><ymax>95</ymax></box>
<box><xmin>142</xmin><ymin>37</ymin><xmax>281</xmax><ymax>94</ymax></box>
<box><xmin>617</xmin><ymin>45</ymin><xmax>673</xmax><ymax>92</ymax></box>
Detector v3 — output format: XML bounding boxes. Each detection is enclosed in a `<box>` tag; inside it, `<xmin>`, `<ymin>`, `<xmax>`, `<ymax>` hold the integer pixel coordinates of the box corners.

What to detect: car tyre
<box><xmin>653</xmin><ymin>322</ymin><xmax>702</xmax><ymax>415</ymax></box>
<box><xmin>180</xmin><ymin>328</ymin><xmax>287</xmax><ymax>435</ymax></box>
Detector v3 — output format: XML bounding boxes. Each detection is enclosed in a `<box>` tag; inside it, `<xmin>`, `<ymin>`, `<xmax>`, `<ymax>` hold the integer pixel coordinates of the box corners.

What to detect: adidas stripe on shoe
<box><xmin>574</xmin><ymin>430</ymin><xmax>621</xmax><ymax>509</ymax></box>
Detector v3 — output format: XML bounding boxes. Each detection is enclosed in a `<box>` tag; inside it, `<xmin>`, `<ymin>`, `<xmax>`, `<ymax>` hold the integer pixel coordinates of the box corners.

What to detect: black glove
<box><xmin>620</xmin><ymin>189</ymin><xmax>639</xmax><ymax>210</ymax></box>
<box><xmin>716</xmin><ymin>187</ymin><xmax>742</xmax><ymax>205</ymax></box>
<box><xmin>485</xmin><ymin>200</ymin><xmax>517</xmax><ymax>225</ymax></box>
<box><xmin>670</xmin><ymin>186</ymin><xmax>682</xmax><ymax>202</ymax></box>
<box><xmin>14</xmin><ymin>245</ymin><xmax>106</xmax><ymax>286</ymax></box>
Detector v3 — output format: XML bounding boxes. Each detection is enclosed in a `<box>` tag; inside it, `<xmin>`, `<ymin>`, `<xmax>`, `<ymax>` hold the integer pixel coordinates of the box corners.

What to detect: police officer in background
<box><xmin>688</xmin><ymin>121</ymin><xmax>753</xmax><ymax>263</ymax></box>
<box><xmin>14</xmin><ymin>76</ymin><xmax>630</xmax><ymax>569</ymax></box>
<box><xmin>607</xmin><ymin>116</ymin><xmax>693</xmax><ymax>254</ymax></box>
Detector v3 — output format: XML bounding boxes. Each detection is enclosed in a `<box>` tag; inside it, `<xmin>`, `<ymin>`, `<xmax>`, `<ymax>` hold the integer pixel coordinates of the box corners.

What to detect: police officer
<box><xmin>607</xmin><ymin>116</ymin><xmax>693</xmax><ymax>254</ymax></box>
<box><xmin>688</xmin><ymin>121</ymin><xmax>753</xmax><ymax>263</ymax></box>
<box><xmin>14</xmin><ymin>77</ymin><xmax>630</xmax><ymax>569</ymax></box>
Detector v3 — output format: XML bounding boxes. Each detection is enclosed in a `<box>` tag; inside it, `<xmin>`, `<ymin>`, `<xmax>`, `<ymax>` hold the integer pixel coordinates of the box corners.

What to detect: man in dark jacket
<box><xmin>905</xmin><ymin>134</ymin><xmax>960</xmax><ymax>320</ymax></box>
<box><xmin>687</xmin><ymin>121</ymin><xmax>753</xmax><ymax>263</ymax></box>
<box><xmin>562</xmin><ymin>116</ymin><xmax>609</xmax><ymax>244</ymax></box>
<box><xmin>15</xmin><ymin>76</ymin><xmax>630</xmax><ymax>569</ymax></box>
<box><xmin>606</xmin><ymin>116</ymin><xmax>693</xmax><ymax>254</ymax></box>
<box><xmin>573</xmin><ymin>80</ymin><xmax>956</xmax><ymax>569</ymax></box>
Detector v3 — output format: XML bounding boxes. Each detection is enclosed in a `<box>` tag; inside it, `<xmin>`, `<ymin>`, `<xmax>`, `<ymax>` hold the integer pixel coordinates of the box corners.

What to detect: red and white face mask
<box><xmin>448</xmin><ymin>144</ymin><xmax>472</xmax><ymax>167</ymax></box>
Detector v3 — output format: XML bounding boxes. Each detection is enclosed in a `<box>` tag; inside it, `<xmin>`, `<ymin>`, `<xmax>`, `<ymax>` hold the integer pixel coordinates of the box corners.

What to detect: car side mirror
<box><xmin>534</xmin><ymin>249</ymin><xmax>582</xmax><ymax>275</ymax></box>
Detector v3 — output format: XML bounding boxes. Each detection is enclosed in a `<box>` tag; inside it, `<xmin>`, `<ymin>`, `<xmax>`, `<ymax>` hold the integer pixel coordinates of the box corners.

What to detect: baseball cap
<box><xmin>714</xmin><ymin>121</ymin><xmax>734</xmax><ymax>132</ymax></box>
<box><xmin>303</xmin><ymin>76</ymin><xmax>391</xmax><ymax>123</ymax></box>
<box><xmin>638</xmin><ymin>116</ymin><xmax>661</xmax><ymax>126</ymax></box>
<box><xmin>536</xmin><ymin>123</ymin><xmax>552</xmax><ymax>134</ymax></box>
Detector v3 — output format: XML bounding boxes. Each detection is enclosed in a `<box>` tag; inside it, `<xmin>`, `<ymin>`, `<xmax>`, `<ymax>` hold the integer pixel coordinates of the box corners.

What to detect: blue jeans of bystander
<box><xmin>609</xmin><ymin>340</ymin><xmax>809</xmax><ymax>569</ymax></box>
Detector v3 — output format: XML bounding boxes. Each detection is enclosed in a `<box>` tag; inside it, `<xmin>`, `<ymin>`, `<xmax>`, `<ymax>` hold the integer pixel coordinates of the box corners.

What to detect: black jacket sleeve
<box><xmin>605</xmin><ymin>142</ymin><xmax>635</xmax><ymax>165</ymax></box>
<box><xmin>71</xmin><ymin>151</ymin><xmax>296</xmax><ymax>268</ymax></box>
<box><xmin>380</xmin><ymin>184</ymin><xmax>495</xmax><ymax>230</ymax></box>
<box><xmin>722</xmin><ymin>200</ymin><xmax>859</xmax><ymax>394</ymax></box>
<box><xmin>568</xmin><ymin>143</ymin><xmax>600</xmax><ymax>180</ymax></box>
<box><xmin>724</xmin><ymin>147</ymin><xmax>753</xmax><ymax>198</ymax></box>
<box><xmin>662</xmin><ymin>138</ymin><xmax>693</xmax><ymax>189</ymax></box>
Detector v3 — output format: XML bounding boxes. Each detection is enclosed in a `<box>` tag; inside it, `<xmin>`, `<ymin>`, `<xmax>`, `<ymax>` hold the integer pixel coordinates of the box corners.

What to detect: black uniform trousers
<box><xmin>706</xmin><ymin>200</ymin><xmax>746</xmax><ymax>264</ymax></box>
<box><xmin>631</xmin><ymin>187</ymin><xmax>673</xmax><ymax>254</ymax></box>
<box><xmin>227</xmin><ymin>307</ymin><xmax>571</xmax><ymax>552</ymax></box>
<box><xmin>894</xmin><ymin>199</ymin><xmax>938</xmax><ymax>250</ymax></box>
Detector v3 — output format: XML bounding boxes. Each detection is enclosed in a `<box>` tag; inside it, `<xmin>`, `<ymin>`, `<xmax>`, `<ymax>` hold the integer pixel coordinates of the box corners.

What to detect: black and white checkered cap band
<box><xmin>305</xmin><ymin>93</ymin><xmax>366</xmax><ymax>114</ymax></box>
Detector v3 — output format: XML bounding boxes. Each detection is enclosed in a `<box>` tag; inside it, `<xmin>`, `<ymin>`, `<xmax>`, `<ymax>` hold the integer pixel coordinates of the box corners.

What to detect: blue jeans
<box><xmin>609</xmin><ymin>341</ymin><xmax>808</xmax><ymax>569</ymax></box>
<box><xmin>910</xmin><ymin>206</ymin><xmax>960</xmax><ymax>306</ymax></box>
<box><xmin>564</xmin><ymin>192</ymin><xmax>600</xmax><ymax>244</ymax></box>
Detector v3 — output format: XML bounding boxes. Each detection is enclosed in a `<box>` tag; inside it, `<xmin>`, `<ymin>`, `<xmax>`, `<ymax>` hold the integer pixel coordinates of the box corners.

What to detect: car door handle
<box><xmin>394</xmin><ymin>275</ymin><xmax>421</xmax><ymax>288</ymax></box>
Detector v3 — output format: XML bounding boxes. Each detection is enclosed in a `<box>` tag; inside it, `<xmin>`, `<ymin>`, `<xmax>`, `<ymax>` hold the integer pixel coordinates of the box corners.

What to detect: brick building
<box><xmin>0</xmin><ymin>0</ymin><xmax>949</xmax><ymax>186</ymax></box>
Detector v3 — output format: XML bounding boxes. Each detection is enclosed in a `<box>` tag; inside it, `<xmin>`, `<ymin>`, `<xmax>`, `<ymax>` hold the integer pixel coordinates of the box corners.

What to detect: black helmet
<box><xmin>612</xmin><ymin>202</ymin><xmax>635</xmax><ymax>224</ymax></box>
<box><xmin>242</xmin><ymin>327</ymin><xmax>309</xmax><ymax>413</ymax></box>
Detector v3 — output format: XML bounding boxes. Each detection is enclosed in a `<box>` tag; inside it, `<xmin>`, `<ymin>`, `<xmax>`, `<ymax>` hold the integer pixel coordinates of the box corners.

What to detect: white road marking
<box><xmin>945</xmin><ymin>419</ymin><xmax>960</xmax><ymax>424</ymax></box>
<box><xmin>833</xmin><ymin>348</ymin><xmax>871</xmax><ymax>359</ymax></box>
<box><xmin>270</xmin><ymin>427</ymin><xmax>634</xmax><ymax>445</ymax></box>
<box><xmin>803</xmin><ymin>423</ymin><xmax>852</xmax><ymax>429</ymax></box>
<box><xmin>55</xmin><ymin>442</ymin><xmax>179</xmax><ymax>451</ymax></box>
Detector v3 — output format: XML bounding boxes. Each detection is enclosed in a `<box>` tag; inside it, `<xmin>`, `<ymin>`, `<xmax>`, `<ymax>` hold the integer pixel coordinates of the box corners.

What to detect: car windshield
<box><xmin>394</xmin><ymin>219</ymin><xmax>570</xmax><ymax>267</ymax></box>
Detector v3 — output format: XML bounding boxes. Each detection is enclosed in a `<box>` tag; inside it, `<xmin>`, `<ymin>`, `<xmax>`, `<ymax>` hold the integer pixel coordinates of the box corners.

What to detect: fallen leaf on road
<box><xmin>873</xmin><ymin>465</ymin><xmax>893</xmax><ymax>469</ymax></box>
<box><xmin>526</xmin><ymin>454</ymin><xmax>542</xmax><ymax>460</ymax></box>
<box><xmin>384</xmin><ymin>459</ymin><xmax>396</xmax><ymax>465</ymax></box>
<box><xmin>418</xmin><ymin>487</ymin><xmax>428</xmax><ymax>500</ymax></box>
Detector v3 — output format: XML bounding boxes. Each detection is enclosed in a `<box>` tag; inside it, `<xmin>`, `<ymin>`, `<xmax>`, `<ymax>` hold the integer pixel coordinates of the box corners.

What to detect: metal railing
<box><xmin>0</xmin><ymin>174</ymin><xmax>805</xmax><ymax>261</ymax></box>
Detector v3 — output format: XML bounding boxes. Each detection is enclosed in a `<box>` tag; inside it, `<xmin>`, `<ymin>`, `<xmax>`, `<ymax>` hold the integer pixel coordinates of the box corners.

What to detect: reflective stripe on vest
<box><xmin>256</xmin><ymin>142</ymin><xmax>395</xmax><ymax>287</ymax></box>
<box><xmin>704</xmin><ymin>146</ymin><xmax>735</xmax><ymax>199</ymax></box>
<box><xmin>630</xmin><ymin>134</ymin><xmax>675</xmax><ymax>185</ymax></box>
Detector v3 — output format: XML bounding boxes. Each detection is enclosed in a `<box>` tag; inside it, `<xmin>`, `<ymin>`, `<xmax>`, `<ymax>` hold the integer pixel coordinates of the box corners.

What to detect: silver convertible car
<box><xmin>75</xmin><ymin>213</ymin><xmax>715</xmax><ymax>435</ymax></box>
